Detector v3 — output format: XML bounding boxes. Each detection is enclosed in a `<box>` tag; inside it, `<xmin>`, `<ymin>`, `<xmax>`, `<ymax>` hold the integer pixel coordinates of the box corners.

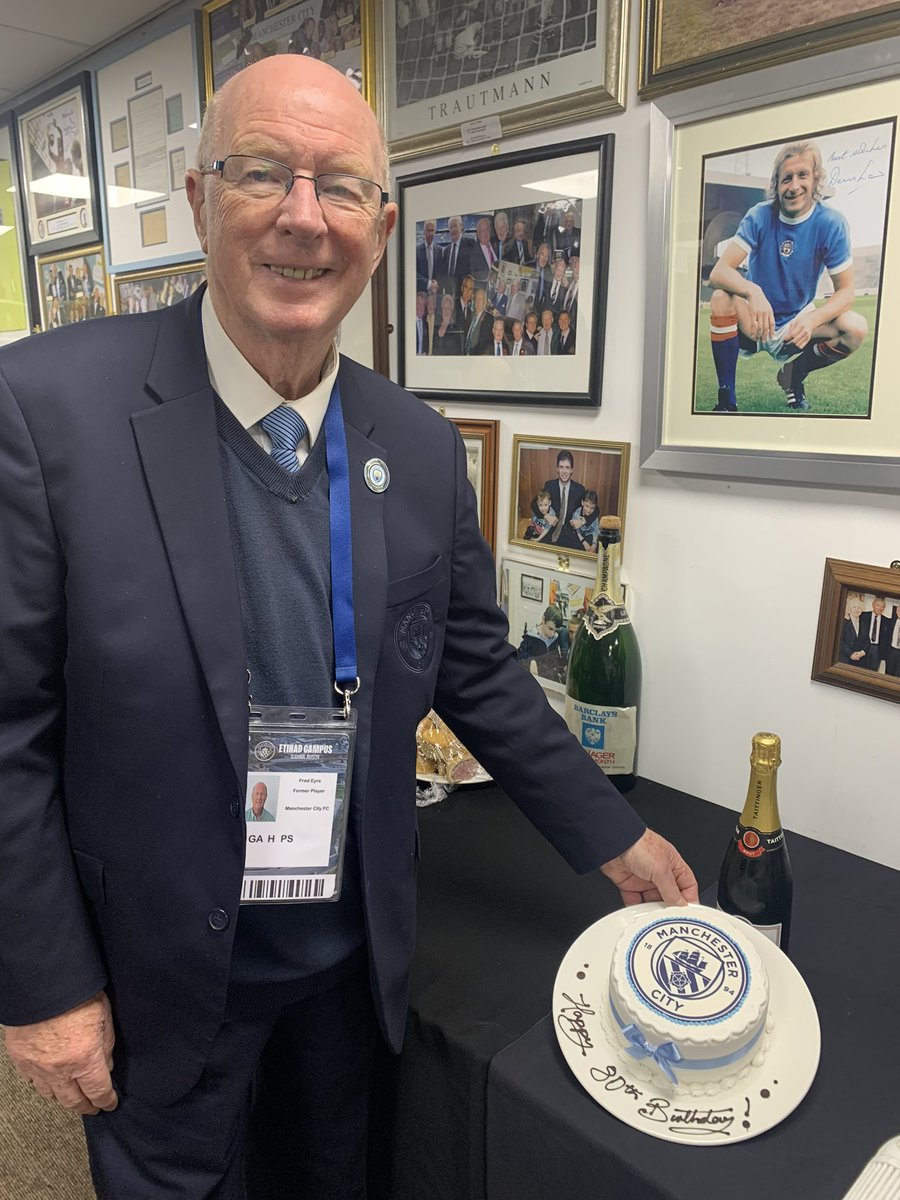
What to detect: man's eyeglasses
<box><xmin>201</xmin><ymin>155</ymin><xmax>388</xmax><ymax>215</ymax></box>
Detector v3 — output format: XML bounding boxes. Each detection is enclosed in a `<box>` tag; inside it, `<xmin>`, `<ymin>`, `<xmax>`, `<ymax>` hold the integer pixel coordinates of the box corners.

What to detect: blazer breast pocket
<box><xmin>385</xmin><ymin>555</ymin><xmax>444</xmax><ymax>609</ymax></box>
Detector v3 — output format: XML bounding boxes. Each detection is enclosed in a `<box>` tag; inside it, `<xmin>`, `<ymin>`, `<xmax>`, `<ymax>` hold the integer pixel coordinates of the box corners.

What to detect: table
<box><xmin>370</xmin><ymin>781</ymin><xmax>899</xmax><ymax>1200</ymax></box>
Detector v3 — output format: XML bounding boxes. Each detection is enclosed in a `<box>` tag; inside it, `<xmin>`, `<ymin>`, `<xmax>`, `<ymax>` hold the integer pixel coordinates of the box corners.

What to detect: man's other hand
<box><xmin>600</xmin><ymin>828</ymin><xmax>699</xmax><ymax>907</ymax></box>
<box><xmin>3</xmin><ymin>990</ymin><xmax>118</xmax><ymax>1116</ymax></box>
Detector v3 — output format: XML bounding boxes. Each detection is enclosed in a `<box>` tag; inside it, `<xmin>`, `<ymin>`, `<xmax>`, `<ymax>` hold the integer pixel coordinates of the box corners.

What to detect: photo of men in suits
<box><xmin>855</xmin><ymin>595</ymin><xmax>896</xmax><ymax>672</ymax></box>
<box><xmin>515</xmin><ymin>440</ymin><xmax>624</xmax><ymax>559</ymax></box>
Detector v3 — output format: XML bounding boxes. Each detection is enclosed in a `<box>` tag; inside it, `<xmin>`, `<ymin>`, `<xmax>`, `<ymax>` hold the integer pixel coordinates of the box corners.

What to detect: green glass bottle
<box><xmin>564</xmin><ymin>516</ymin><xmax>642</xmax><ymax>793</ymax></box>
<box><xmin>717</xmin><ymin>732</ymin><xmax>793</xmax><ymax>952</ymax></box>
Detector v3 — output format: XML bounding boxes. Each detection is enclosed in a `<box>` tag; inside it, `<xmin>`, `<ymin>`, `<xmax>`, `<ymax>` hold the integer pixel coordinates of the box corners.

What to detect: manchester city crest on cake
<box><xmin>626</xmin><ymin>917</ymin><xmax>750</xmax><ymax>1023</ymax></box>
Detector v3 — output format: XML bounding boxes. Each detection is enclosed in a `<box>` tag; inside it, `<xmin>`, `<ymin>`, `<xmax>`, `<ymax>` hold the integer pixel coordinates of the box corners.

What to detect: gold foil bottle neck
<box><xmin>750</xmin><ymin>732</ymin><xmax>782</xmax><ymax>771</ymax></box>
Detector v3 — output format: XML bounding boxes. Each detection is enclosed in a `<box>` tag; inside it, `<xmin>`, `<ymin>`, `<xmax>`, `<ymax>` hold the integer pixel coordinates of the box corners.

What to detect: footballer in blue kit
<box><xmin>707</xmin><ymin>140</ymin><xmax>868</xmax><ymax>412</ymax></box>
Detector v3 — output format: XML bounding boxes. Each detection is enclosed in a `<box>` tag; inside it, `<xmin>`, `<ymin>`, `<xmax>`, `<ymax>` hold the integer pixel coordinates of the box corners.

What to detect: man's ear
<box><xmin>185</xmin><ymin>170</ymin><xmax>209</xmax><ymax>253</ymax></box>
<box><xmin>371</xmin><ymin>201</ymin><xmax>399</xmax><ymax>276</ymax></box>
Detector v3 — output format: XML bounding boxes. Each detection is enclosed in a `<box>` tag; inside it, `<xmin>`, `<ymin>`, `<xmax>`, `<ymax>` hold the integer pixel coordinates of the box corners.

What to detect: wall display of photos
<box><xmin>383</xmin><ymin>0</ymin><xmax>626</xmax><ymax>160</ymax></box>
<box><xmin>35</xmin><ymin>244</ymin><xmax>110</xmax><ymax>330</ymax></box>
<box><xmin>0</xmin><ymin>117</ymin><xmax>30</xmax><ymax>340</ymax></box>
<box><xmin>509</xmin><ymin>436</ymin><xmax>629</xmax><ymax>563</ymax></box>
<box><xmin>15</xmin><ymin>74</ymin><xmax>101</xmax><ymax>254</ymax></box>
<box><xmin>398</xmin><ymin>136</ymin><xmax>613</xmax><ymax>408</ymax></box>
<box><xmin>641</xmin><ymin>52</ymin><xmax>900</xmax><ymax>491</ymax></box>
<box><xmin>500</xmin><ymin>556</ymin><xmax>595</xmax><ymax>696</ymax></box>
<box><xmin>110</xmin><ymin>259</ymin><xmax>206</xmax><ymax>314</ymax></box>
<box><xmin>640</xmin><ymin>0</ymin><xmax>900</xmax><ymax>99</ymax></box>
<box><xmin>95</xmin><ymin>22</ymin><xmax>203</xmax><ymax>269</ymax></box>
<box><xmin>812</xmin><ymin>558</ymin><xmax>900</xmax><ymax>706</ymax></box>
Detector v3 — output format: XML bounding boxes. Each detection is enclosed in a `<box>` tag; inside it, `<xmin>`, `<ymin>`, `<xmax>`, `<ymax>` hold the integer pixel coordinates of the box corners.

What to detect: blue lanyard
<box><xmin>322</xmin><ymin>381</ymin><xmax>359</xmax><ymax>712</ymax></box>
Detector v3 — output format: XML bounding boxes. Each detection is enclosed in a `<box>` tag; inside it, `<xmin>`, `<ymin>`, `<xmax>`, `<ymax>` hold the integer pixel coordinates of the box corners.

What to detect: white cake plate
<box><xmin>552</xmin><ymin>902</ymin><xmax>820</xmax><ymax>1146</ymax></box>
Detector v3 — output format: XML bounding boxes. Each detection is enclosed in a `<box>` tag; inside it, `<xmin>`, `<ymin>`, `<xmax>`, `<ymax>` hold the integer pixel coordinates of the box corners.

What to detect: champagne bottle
<box><xmin>717</xmin><ymin>732</ymin><xmax>793</xmax><ymax>952</ymax></box>
<box><xmin>564</xmin><ymin>516</ymin><xmax>641</xmax><ymax>793</ymax></box>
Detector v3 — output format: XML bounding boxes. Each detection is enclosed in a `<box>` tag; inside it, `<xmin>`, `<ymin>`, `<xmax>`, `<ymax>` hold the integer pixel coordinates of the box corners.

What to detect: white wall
<box><xmin>390</xmin><ymin>7</ymin><xmax>900</xmax><ymax>870</ymax></box>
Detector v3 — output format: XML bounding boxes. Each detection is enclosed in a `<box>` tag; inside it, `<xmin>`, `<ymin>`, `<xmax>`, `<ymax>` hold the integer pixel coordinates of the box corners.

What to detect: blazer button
<box><xmin>230</xmin><ymin>798</ymin><xmax>241</xmax><ymax>818</ymax></box>
<box><xmin>208</xmin><ymin>908</ymin><xmax>230</xmax><ymax>931</ymax></box>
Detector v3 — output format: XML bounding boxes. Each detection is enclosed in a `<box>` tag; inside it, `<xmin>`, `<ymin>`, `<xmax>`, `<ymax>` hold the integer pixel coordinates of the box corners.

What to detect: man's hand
<box><xmin>743</xmin><ymin>283</ymin><xmax>776</xmax><ymax>342</ymax></box>
<box><xmin>3</xmin><ymin>991</ymin><xmax>118</xmax><ymax>1116</ymax></box>
<box><xmin>781</xmin><ymin>310</ymin><xmax>818</xmax><ymax>350</ymax></box>
<box><xmin>600</xmin><ymin>828</ymin><xmax>699</xmax><ymax>907</ymax></box>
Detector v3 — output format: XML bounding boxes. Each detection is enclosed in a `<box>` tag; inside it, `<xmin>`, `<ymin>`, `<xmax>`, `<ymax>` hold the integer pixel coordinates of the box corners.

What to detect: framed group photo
<box><xmin>95</xmin><ymin>21</ymin><xmax>203</xmax><ymax>270</ymax></box>
<box><xmin>448</xmin><ymin>416</ymin><xmax>499</xmax><ymax>553</ymax></box>
<box><xmin>14</xmin><ymin>73</ymin><xmax>101</xmax><ymax>254</ymax></box>
<box><xmin>641</xmin><ymin>44</ymin><xmax>900</xmax><ymax>490</ymax></box>
<box><xmin>397</xmin><ymin>135</ymin><xmax>614</xmax><ymax>409</ymax></box>
<box><xmin>509</xmin><ymin>435</ymin><xmax>629</xmax><ymax>562</ymax></box>
<box><xmin>0</xmin><ymin>116</ymin><xmax>31</xmax><ymax>341</ymax></box>
<box><xmin>382</xmin><ymin>0</ymin><xmax>626</xmax><ymax>160</ymax></box>
<box><xmin>111</xmin><ymin>260</ymin><xmax>206</xmax><ymax>314</ymax></box>
<box><xmin>812</xmin><ymin>558</ymin><xmax>900</xmax><ymax>705</ymax></box>
<box><xmin>35</xmin><ymin>245</ymin><xmax>110</xmax><ymax>331</ymax></box>
<box><xmin>202</xmin><ymin>0</ymin><xmax>373</xmax><ymax>104</ymax></box>
<box><xmin>640</xmin><ymin>0</ymin><xmax>900</xmax><ymax>99</ymax></box>
<box><xmin>500</xmin><ymin>556</ymin><xmax>595</xmax><ymax>694</ymax></box>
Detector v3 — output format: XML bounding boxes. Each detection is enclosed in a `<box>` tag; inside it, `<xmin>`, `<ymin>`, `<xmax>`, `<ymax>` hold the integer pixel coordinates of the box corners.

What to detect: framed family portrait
<box><xmin>14</xmin><ymin>73</ymin><xmax>101</xmax><ymax>254</ymax></box>
<box><xmin>202</xmin><ymin>0</ymin><xmax>373</xmax><ymax>104</ymax></box>
<box><xmin>95</xmin><ymin>21</ymin><xmax>203</xmax><ymax>270</ymax></box>
<box><xmin>397</xmin><ymin>135</ymin><xmax>613</xmax><ymax>409</ymax></box>
<box><xmin>382</xmin><ymin>0</ymin><xmax>627</xmax><ymax>160</ymax></box>
<box><xmin>641</xmin><ymin>42</ymin><xmax>900</xmax><ymax>490</ymax></box>
<box><xmin>110</xmin><ymin>260</ymin><xmax>206</xmax><ymax>314</ymax></box>
<box><xmin>35</xmin><ymin>244</ymin><xmax>110</xmax><ymax>331</ymax></box>
<box><xmin>0</xmin><ymin>116</ymin><xmax>31</xmax><ymax>341</ymax></box>
<box><xmin>500</xmin><ymin>556</ymin><xmax>595</xmax><ymax>695</ymax></box>
<box><xmin>811</xmin><ymin>558</ymin><xmax>900</xmax><ymax>706</ymax></box>
<box><xmin>509</xmin><ymin>435</ymin><xmax>629</xmax><ymax>563</ymax></box>
<box><xmin>639</xmin><ymin>0</ymin><xmax>900</xmax><ymax>99</ymax></box>
<box><xmin>448</xmin><ymin>416</ymin><xmax>499</xmax><ymax>552</ymax></box>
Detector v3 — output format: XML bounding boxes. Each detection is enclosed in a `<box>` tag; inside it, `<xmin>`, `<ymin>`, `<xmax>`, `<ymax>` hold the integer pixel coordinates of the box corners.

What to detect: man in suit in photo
<box><xmin>509</xmin><ymin>319</ymin><xmax>534</xmax><ymax>356</ymax></box>
<box><xmin>0</xmin><ymin>54</ymin><xmax>696</xmax><ymax>1199</ymax></box>
<box><xmin>491</xmin><ymin>210</ymin><xmax>512</xmax><ymax>263</ymax></box>
<box><xmin>535</xmin><ymin>449</ymin><xmax>586</xmax><ymax>550</ymax></box>
<box><xmin>536</xmin><ymin>307</ymin><xmax>556</xmax><ymax>356</ymax></box>
<box><xmin>531</xmin><ymin>241</ymin><xmax>553</xmax><ymax>311</ymax></box>
<box><xmin>885</xmin><ymin>603</ymin><xmax>900</xmax><ymax>677</ymax></box>
<box><xmin>553</xmin><ymin>208</ymin><xmax>581</xmax><ymax>261</ymax></box>
<box><xmin>415</xmin><ymin>217</ymin><xmax>440</xmax><ymax>295</ymax></box>
<box><xmin>481</xmin><ymin>316</ymin><xmax>509</xmax><ymax>356</ymax></box>
<box><xmin>857</xmin><ymin>596</ymin><xmax>894</xmax><ymax>671</ymax></box>
<box><xmin>506</xmin><ymin>277</ymin><xmax>528</xmax><ymax>322</ymax></box>
<box><xmin>436</xmin><ymin>213</ymin><xmax>474</xmax><ymax>294</ymax></box>
<box><xmin>490</xmin><ymin>276</ymin><xmax>509</xmax><ymax>316</ymax></box>
<box><xmin>464</xmin><ymin>285</ymin><xmax>493</xmax><ymax>354</ymax></box>
<box><xmin>554</xmin><ymin>309</ymin><xmax>576</xmax><ymax>354</ymax></box>
<box><xmin>511</xmin><ymin>217</ymin><xmax>533</xmax><ymax>266</ymax></box>
<box><xmin>414</xmin><ymin>290</ymin><xmax>429</xmax><ymax>355</ymax></box>
<box><xmin>548</xmin><ymin>258</ymin><xmax>568</xmax><ymax>314</ymax></box>
<box><xmin>562</xmin><ymin>255</ymin><xmax>579</xmax><ymax>323</ymax></box>
<box><xmin>456</xmin><ymin>273</ymin><xmax>476</xmax><ymax>335</ymax></box>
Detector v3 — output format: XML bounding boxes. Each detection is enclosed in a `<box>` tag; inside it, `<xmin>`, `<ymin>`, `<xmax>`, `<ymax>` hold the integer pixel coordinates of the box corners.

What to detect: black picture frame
<box><xmin>397</xmin><ymin>134</ymin><xmax>614</xmax><ymax>409</ymax></box>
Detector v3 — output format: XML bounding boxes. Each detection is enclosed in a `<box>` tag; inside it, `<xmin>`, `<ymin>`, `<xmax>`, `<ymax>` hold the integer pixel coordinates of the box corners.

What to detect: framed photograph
<box><xmin>641</xmin><ymin>44</ymin><xmax>900</xmax><ymax>490</ymax></box>
<box><xmin>110</xmin><ymin>259</ymin><xmax>206</xmax><ymax>314</ymax></box>
<box><xmin>509</xmin><ymin>435</ymin><xmax>629</xmax><ymax>563</ymax></box>
<box><xmin>639</xmin><ymin>1</ymin><xmax>900</xmax><ymax>100</ymax></box>
<box><xmin>96</xmin><ymin>22</ymin><xmax>203</xmax><ymax>270</ymax></box>
<box><xmin>397</xmin><ymin>135</ymin><xmax>613</xmax><ymax>409</ymax></box>
<box><xmin>500</xmin><ymin>556</ymin><xmax>595</xmax><ymax>695</ymax></box>
<box><xmin>811</xmin><ymin>558</ymin><xmax>900</xmax><ymax>705</ymax></box>
<box><xmin>35</xmin><ymin>244</ymin><xmax>110</xmax><ymax>331</ymax></box>
<box><xmin>382</xmin><ymin>0</ymin><xmax>626</xmax><ymax>160</ymax></box>
<box><xmin>202</xmin><ymin>0</ymin><xmax>373</xmax><ymax>105</ymax></box>
<box><xmin>0</xmin><ymin>116</ymin><xmax>31</xmax><ymax>342</ymax></box>
<box><xmin>447</xmin><ymin>417</ymin><xmax>499</xmax><ymax>553</ymax></box>
<box><xmin>14</xmin><ymin>73</ymin><xmax>101</xmax><ymax>254</ymax></box>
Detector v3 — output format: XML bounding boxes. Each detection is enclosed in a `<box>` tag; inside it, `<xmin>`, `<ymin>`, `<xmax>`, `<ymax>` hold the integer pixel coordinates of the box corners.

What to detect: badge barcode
<box><xmin>241</xmin><ymin>876</ymin><xmax>327</xmax><ymax>901</ymax></box>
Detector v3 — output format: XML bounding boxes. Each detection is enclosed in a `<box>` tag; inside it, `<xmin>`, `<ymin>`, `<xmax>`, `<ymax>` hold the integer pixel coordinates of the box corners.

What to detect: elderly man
<box><xmin>246</xmin><ymin>780</ymin><xmax>276</xmax><ymax>821</ymax></box>
<box><xmin>0</xmin><ymin>54</ymin><xmax>696</xmax><ymax>1199</ymax></box>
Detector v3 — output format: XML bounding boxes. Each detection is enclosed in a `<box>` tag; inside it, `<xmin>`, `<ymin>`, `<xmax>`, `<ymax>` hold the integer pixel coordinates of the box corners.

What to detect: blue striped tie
<box><xmin>261</xmin><ymin>404</ymin><xmax>308</xmax><ymax>473</ymax></box>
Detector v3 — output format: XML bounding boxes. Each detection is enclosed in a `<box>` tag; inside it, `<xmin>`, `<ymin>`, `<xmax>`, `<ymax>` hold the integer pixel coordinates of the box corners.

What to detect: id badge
<box><xmin>243</xmin><ymin>706</ymin><xmax>356</xmax><ymax>904</ymax></box>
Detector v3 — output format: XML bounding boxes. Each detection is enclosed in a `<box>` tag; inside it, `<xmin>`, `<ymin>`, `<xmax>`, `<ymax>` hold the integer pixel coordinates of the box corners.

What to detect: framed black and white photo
<box><xmin>812</xmin><ymin>558</ymin><xmax>900</xmax><ymax>705</ymax></box>
<box><xmin>383</xmin><ymin>0</ymin><xmax>627</xmax><ymax>160</ymax></box>
<box><xmin>202</xmin><ymin>0</ymin><xmax>373</xmax><ymax>104</ymax></box>
<box><xmin>641</xmin><ymin>41</ymin><xmax>900</xmax><ymax>490</ymax></box>
<box><xmin>509</xmin><ymin>435</ymin><xmax>629</xmax><ymax>563</ymax></box>
<box><xmin>500</xmin><ymin>556</ymin><xmax>595</xmax><ymax>696</ymax></box>
<box><xmin>95</xmin><ymin>21</ymin><xmax>203</xmax><ymax>270</ymax></box>
<box><xmin>35</xmin><ymin>244</ymin><xmax>110</xmax><ymax>331</ymax></box>
<box><xmin>110</xmin><ymin>259</ymin><xmax>206</xmax><ymax>315</ymax></box>
<box><xmin>397</xmin><ymin>135</ymin><xmax>613</xmax><ymax>409</ymax></box>
<box><xmin>15</xmin><ymin>73</ymin><xmax>101</xmax><ymax>254</ymax></box>
<box><xmin>0</xmin><ymin>116</ymin><xmax>31</xmax><ymax>342</ymax></box>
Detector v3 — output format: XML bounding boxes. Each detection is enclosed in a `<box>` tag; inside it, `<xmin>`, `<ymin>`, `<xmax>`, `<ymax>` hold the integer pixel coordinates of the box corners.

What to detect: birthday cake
<box><xmin>606</xmin><ymin>906</ymin><xmax>771</xmax><ymax>1096</ymax></box>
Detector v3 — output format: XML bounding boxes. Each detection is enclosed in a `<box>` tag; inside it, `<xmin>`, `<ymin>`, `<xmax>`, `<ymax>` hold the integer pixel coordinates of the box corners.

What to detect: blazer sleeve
<box><xmin>0</xmin><ymin>365</ymin><xmax>108</xmax><ymax>1024</ymax></box>
<box><xmin>432</xmin><ymin>424</ymin><xmax>645</xmax><ymax>873</ymax></box>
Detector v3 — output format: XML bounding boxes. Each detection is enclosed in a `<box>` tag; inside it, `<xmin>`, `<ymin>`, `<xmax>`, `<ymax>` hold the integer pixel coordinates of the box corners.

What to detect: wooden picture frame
<box><xmin>640</xmin><ymin>39</ymin><xmax>900</xmax><ymax>491</ymax></box>
<box><xmin>639</xmin><ymin>0</ymin><xmax>900</xmax><ymax>100</ymax></box>
<box><xmin>382</xmin><ymin>0</ymin><xmax>627</xmax><ymax>161</ymax></box>
<box><xmin>397</xmin><ymin>134</ymin><xmax>614</xmax><ymax>409</ymax></box>
<box><xmin>110</xmin><ymin>259</ymin><xmax>206</xmax><ymax>314</ymax></box>
<box><xmin>447</xmin><ymin>416</ymin><xmax>499</xmax><ymax>553</ymax></box>
<box><xmin>509</xmin><ymin>435</ymin><xmax>629</xmax><ymax>564</ymax></box>
<box><xmin>35</xmin><ymin>244</ymin><xmax>111</xmax><ymax>330</ymax></box>
<box><xmin>812</xmin><ymin>558</ymin><xmax>900</xmax><ymax>705</ymax></box>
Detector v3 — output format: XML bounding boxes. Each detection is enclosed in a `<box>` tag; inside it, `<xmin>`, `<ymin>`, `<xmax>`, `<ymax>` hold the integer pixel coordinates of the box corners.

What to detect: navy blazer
<box><xmin>0</xmin><ymin>289</ymin><xmax>643</xmax><ymax>1105</ymax></box>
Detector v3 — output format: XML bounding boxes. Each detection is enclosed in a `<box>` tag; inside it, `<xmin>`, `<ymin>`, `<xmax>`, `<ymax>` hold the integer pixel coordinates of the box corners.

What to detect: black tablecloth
<box><xmin>370</xmin><ymin>780</ymin><xmax>899</xmax><ymax>1200</ymax></box>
